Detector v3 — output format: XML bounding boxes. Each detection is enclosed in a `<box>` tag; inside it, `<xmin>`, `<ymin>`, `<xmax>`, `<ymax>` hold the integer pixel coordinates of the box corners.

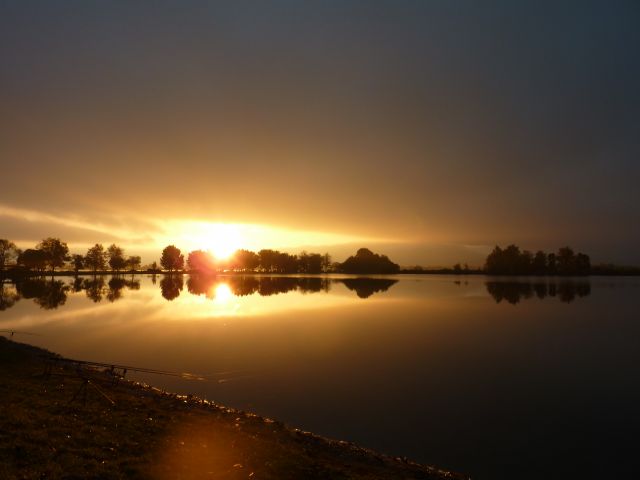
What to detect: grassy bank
<box><xmin>0</xmin><ymin>337</ymin><xmax>467</xmax><ymax>480</ymax></box>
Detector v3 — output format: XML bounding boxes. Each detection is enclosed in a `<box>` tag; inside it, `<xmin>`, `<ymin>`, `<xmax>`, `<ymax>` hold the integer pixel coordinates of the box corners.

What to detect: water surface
<box><xmin>1</xmin><ymin>274</ymin><xmax>639</xmax><ymax>479</ymax></box>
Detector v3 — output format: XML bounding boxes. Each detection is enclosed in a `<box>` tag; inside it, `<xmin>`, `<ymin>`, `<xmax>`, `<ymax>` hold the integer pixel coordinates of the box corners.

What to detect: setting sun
<box><xmin>158</xmin><ymin>222</ymin><xmax>245</xmax><ymax>260</ymax></box>
<box><xmin>153</xmin><ymin>220</ymin><xmax>378</xmax><ymax>261</ymax></box>
<box><xmin>202</xmin><ymin>224</ymin><xmax>243</xmax><ymax>259</ymax></box>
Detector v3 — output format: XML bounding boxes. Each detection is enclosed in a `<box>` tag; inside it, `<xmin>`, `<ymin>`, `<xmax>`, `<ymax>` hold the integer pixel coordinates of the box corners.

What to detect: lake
<box><xmin>1</xmin><ymin>274</ymin><xmax>639</xmax><ymax>479</ymax></box>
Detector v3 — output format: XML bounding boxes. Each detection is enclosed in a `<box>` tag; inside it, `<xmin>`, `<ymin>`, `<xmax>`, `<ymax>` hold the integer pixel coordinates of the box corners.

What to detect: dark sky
<box><xmin>1</xmin><ymin>1</ymin><xmax>639</xmax><ymax>265</ymax></box>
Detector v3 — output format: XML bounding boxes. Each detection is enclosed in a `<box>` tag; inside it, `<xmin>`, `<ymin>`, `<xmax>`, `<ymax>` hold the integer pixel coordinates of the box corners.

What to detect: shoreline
<box><xmin>0</xmin><ymin>336</ymin><xmax>468</xmax><ymax>479</ymax></box>
<box><xmin>3</xmin><ymin>270</ymin><xmax>635</xmax><ymax>278</ymax></box>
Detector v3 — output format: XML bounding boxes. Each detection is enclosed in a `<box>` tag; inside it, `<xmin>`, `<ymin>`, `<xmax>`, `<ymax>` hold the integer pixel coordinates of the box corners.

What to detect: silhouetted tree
<box><xmin>258</xmin><ymin>249</ymin><xmax>278</xmax><ymax>272</ymax></box>
<box><xmin>70</xmin><ymin>254</ymin><xmax>85</xmax><ymax>273</ymax></box>
<box><xmin>232</xmin><ymin>249</ymin><xmax>260</xmax><ymax>272</ymax></box>
<box><xmin>575</xmin><ymin>253</ymin><xmax>591</xmax><ymax>276</ymax></box>
<box><xmin>17</xmin><ymin>249</ymin><xmax>48</xmax><ymax>273</ymax></box>
<box><xmin>255</xmin><ymin>249</ymin><xmax>299</xmax><ymax>273</ymax></box>
<box><xmin>126</xmin><ymin>255</ymin><xmax>142</xmax><ymax>272</ymax></box>
<box><xmin>160</xmin><ymin>245</ymin><xmax>184</xmax><ymax>272</ymax></box>
<box><xmin>547</xmin><ymin>253</ymin><xmax>557</xmax><ymax>275</ymax></box>
<box><xmin>37</xmin><ymin>237</ymin><xmax>69</xmax><ymax>273</ymax></box>
<box><xmin>187</xmin><ymin>250</ymin><xmax>215</xmax><ymax>272</ymax></box>
<box><xmin>298</xmin><ymin>251</ymin><xmax>324</xmax><ymax>273</ymax></box>
<box><xmin>322</xmin><ymin>253</ymin><xmax>332</xmax><ymax>273</ymax></box>
<box><xmin>277</xmin><ymin>252</ymin><xmax>299</xmax><ymax>273</ymax></box>
<box><xmin>85</xmin><ymin>244</ymin><xmax>107</xmax><ymax>273</ymax></box>
<box><xmin>339</xmin><ymin>248</ymin><xmax>399</xmax><ymax>274</ymax></box>
<box><xmin>453</xmin><ymin>263</ymin><xmax>462</xmax><ymax>274</ymax></box>
<box><xmin>485</xmin><ymin>245</ymin><xmax>590</xmax><ymax>276</ymax></box>
<box><xmin>520</xmin><ymin>250</ymin><xmax>533</xmax><ymax>273</ymax></box>
<box><xmin>485</xmin><ymin>245</ymin><xmax>527</xmax><ymax>275</ymax></box>
<box><xmin>0</xmin><ymin>239</ymin><xmax>19</xmax><ymax>272</ymax></box>
<box><xmin>107</xmin><ymin>244</ymin><xmax>126</xmax><ymax>273</ymax></box>
<box><xmin>504</xmin><ymin>245</ymin><xmax>524</xmax><ymax>274</ymax></box>
<box><xmin>484</xmin><ymin>246</ymin><xmax>503</xmax><ymax>273</ymax></box>
<box><xmin>556</xmin><ymin>246</ymin><xmax>575</xmax><ymax>275</ymax></box>
<box><xmin>532</xmin><ymin>251</ymin><xmax>547</xmax><ymax>274</ymax></box>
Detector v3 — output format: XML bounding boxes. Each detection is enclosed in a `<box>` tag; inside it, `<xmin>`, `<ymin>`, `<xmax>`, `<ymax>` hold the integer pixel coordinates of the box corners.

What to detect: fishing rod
<box><xmin>2</xmin><ymin>330</ymin><xmax>250</xmax><ymax>383</ymax></box>
<box><xmin>0</xmin><ymin>329</ymin><xmax>42</xmax><ymax>337</ymax></box>
<box><xmin>46</xmin><ymin>357</ymin><xmax>202</xmax><ymax>380</ymax></box>
<box><xmin>49</xmin><ymin>357</ymin><xmax>254</xmax><ymax>383</ymax></box>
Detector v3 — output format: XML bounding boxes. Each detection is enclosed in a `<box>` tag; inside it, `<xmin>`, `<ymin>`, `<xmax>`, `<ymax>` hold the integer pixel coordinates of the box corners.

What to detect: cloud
<box><xmin>0</xmin><ymin>203</ymin><xmax>155</xmax><ymax>247</ymax></box>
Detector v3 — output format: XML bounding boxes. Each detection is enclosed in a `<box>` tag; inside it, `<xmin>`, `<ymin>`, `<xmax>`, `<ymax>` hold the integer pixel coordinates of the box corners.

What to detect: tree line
<box><xmin>182</xmin><ymin>246</ymin><xmax>399</xmax><ymax>274</ymax></box>
<box><xmin>160</xmin><ymin>245</ymin><xmax>334</xmax><ymax>273</ymax></box>
<box><xmin>485</xmin><ymin>245</ymin><xmax>591</xmax><ymax>275</ymax></box>
<box><xmin>0</xmin><ymin>237</ymin><xmax>399</xmax><ymax>275</ymax></box>
<box><xmin>4</xmin><ymin>236</ymin><xmax>619</xmax><ymax>277</ymax></box>
<box><xmin>0</xmin><ymin>238</ymin><xmax>142</xmax><ymax>274</ymax></box>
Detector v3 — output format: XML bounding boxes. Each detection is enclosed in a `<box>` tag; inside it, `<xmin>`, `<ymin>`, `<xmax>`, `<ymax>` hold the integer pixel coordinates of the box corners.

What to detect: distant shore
<box><xmin>0</xmin><ymin>337</ymin><xmax>466</xmax><ymax>480</ymax></box>
<box><xmin>2</xmin><ymin>269</ymin><xmax>640</xmax><ymax>278</ymax></box>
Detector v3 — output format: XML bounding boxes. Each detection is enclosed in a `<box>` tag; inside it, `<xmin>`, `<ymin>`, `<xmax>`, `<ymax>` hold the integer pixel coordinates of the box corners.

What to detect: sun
<box><xmin>159</xmin><ymin>221</ymin><xmax>246</xmax><ymax>260</ymax></box>
<box><xmin>203</xmin><ymin>223</ymin><xmax>243</xmax><ymax>260</ymax></box>
<box><xmin>157</xmin><ymin>219</ymin><xmax>376</xmax><ymax>262</ymax></box>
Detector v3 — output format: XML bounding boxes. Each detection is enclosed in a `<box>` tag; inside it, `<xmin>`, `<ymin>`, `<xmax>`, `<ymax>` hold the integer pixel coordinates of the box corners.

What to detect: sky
<box><xmin>1</xmin><ymin>1</ymin><xmax>639</xmax><ymax>266</ymax></box>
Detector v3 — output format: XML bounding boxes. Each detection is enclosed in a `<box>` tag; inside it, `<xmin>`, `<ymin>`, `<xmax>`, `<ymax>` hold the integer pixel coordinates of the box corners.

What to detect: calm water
<box><xmin>1</xmin><ymin>274</ymin><xmax>639</xmax><ymax>479</ymax></box>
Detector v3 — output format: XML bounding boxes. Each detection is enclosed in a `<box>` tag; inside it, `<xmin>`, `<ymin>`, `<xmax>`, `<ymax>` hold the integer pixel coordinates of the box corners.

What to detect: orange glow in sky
<box><xmin>153</xmin><ymin>220</ymin><xmax>381</xmax><ymax>259</ymax></box>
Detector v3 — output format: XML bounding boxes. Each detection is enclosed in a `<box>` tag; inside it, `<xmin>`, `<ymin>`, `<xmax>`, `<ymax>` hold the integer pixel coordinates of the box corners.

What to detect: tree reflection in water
<box><xmin>486</xmin><ymin>279</ymin><xmax>591</xmax><ymax>304</ymax></box>
<box><xmin>160</xmin><ymin>275</ymin><xmax>184</xmax><ymax>301</ymax></box>
<box><xmin>339</xmin><ymin>278</ymin><xmax>398</xmax><ymax>299</ymax></box>
<box><xmin>0</xmin><ymin>275</ymin><xmax>399</xmax><ymax>311</ymax></box>
<box><xmin>107</xmin><ymin>277</ymin><xmax>141</xmax><ymax>303</ymax></box>
<box><xmin>186</xmin><ymin>275</ymin><xmax>393</xmax><ymax>300</ymax></box>
<box><xmin>14</xmin><ymin>278</ymin><xmax>69</xmax><ymax>310</ymax></box>
<box><xmin>0</xmin><ymin>275</ymin><xmax>600</xmax><ymax>312</ymax></box>
<box><xmin>0</xmin><ymin>283</ymin><xmax>20</xmax><ymax>311</ymax></box>
<box><xmin>83</xmin><ymin>277</ymin><xmax>107</xmax><ymax>303</ymax></box>
<box><xmin>0</xmin><ymin>276</ymin><xmax>145</xmax><ymax>310</ymax></box>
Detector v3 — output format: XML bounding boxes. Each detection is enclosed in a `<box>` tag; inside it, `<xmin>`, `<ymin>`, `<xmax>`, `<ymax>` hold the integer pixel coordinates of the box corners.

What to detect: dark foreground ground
<box><xmin>0</xmin><ymin>337</ymin><xmax>467</xmax><ymax>480</ymax></box>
